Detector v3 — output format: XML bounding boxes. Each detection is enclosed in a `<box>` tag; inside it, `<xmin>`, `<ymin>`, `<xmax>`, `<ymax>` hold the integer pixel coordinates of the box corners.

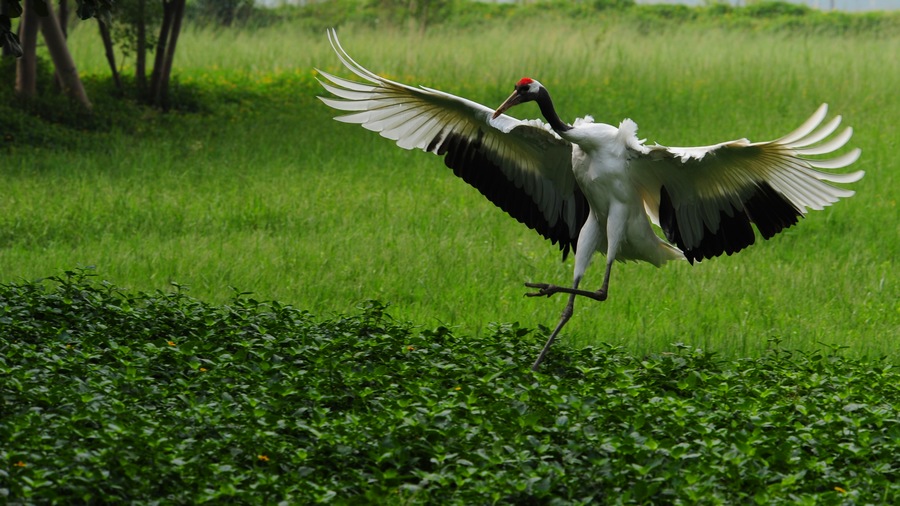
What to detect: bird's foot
<box><xmin>524</xmin><ymin>283</ymin><xmax>608</xmax><ymax>302</ymax></box>
<box><xmin>524</xmin><ymin>282</ymin><xmax>564</xmax><ymax>298</ymax></box>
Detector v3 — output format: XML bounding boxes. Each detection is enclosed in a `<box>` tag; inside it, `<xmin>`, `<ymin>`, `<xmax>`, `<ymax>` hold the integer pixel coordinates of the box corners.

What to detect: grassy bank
<box><xmin>2</xmin><ymin>20</ymin><xmax>898</xmax><ymax>360</ymax></box>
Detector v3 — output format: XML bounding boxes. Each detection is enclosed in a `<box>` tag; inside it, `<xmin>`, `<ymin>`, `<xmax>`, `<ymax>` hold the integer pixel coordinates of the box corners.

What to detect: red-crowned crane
<box><xmin>316</xmin><ymin>29</ymin><xmax>864</xmax><ymax>370</ymax></box>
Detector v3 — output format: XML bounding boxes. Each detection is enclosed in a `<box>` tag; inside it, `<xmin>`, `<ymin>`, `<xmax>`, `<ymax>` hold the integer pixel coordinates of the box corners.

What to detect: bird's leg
<box><xmin>525</xmin><ymin>282</ymin><xmax>607</xmax><ymax>301</ymax></box>
<box><xmin>529</xmin><ymin>216</ymin><xmax>608</xmax><ymax>369</ymax></box>
<box><xmin>528</xmin><ymin>262</ymin><xmax>614</xmax><ymax>370</ymax></box>
<box><xmin>590</xmin><ymin>207</ymin><xmax>624</xmax><ymax>302</ymax></box>
<box><xmin>525</xmin><ymin>256</ymin><xmax>613</xmax><ymax>302</ymax></box>
<box><xmin>595</xmin><ymin>258</ymin><xmax>614</xmax><ymax>300</ymax></box>
<box><xmin>525</xmin><ymin>213</ymin><xmax>614</xmax><ymax>302</ymax></box>
<box><xmin>532</xmin><ymin>292</ymin><xmax>578</xmax><ymax>371</ymax></box>
<box><xmin>525</xmin><ymin>260</ymin><xmax>613</xmax><ymax>301</ymax></box>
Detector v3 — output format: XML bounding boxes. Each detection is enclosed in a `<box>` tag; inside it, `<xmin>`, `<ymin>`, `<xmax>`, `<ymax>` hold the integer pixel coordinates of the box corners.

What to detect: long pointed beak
<box><xmin>492</xmin><ymin>91</ymin><xmax>523</xmax><ymax>119</ymax></box>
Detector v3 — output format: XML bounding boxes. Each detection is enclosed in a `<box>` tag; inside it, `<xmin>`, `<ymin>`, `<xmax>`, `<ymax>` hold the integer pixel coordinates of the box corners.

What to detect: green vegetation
<box><xmin>5</xmin><ymin>17</ymin><xmax>896</xmax><ymax>358</ymax></box>
<box><xmin>227</xmin><ymin>0</ymin><xmax>900</xmax><ymax>36</ymax></box>
<box><xmin>0</xmin><ymin>7</ymin><xmax>898</xmax><ymax>501</ymax></box>
<box><xmin>3</xmin><ymin>271</ymin><xmax>900</xmax><ymax>503</ymax></box>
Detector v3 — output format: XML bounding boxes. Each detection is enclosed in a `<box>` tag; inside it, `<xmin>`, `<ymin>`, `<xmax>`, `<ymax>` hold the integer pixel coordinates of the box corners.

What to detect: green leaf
<box><xmin>1</xmin><ymin>1</ymin><xmax>23</xmax><ymax>18</ymax></box>
<box><xmin>0</xmin><ymin>19</ymin><xmax>23</xmax><ymax>58</ymax></box>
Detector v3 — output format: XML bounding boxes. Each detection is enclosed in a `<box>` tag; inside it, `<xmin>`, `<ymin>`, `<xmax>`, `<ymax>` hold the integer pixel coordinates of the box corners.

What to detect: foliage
<box><xmin>1</xmin><ymin>270</ymin><xmax>899</xmax><ymax>503</ymax></box>
<box><xmin>187</xmin><ymin>0</ymin><xmax>255</xmax><ymax>27</ymax></box>
<box><xmin>107</xmin><ymin>0</ymin><xmax>162</xmax><ymax>62</ymax></box>
<box><xmin>363</xmin><ymin>0</ymin><xmax>455</xmax><ymax>32</ymax></box>
<box><xmin>274</xmin><ymin>0</ymin><xmax>900</xmax><ymax>35</ymax></box>
<box><xmin>0</xmin><ymin>0</ymin><xmax>112</xmax><ymax>57</ymax></box>
<box><xmin>74</xmin><ymin>0</ymin><xmax>114</xmax><ymax>23</ymax></box>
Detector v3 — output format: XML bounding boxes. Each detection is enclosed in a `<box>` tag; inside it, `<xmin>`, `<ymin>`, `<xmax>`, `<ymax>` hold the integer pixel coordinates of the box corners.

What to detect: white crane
<box><xmin>316</xmin><ymin>29</ymin><xmax>864</xmax><ymax>370</ymax></box>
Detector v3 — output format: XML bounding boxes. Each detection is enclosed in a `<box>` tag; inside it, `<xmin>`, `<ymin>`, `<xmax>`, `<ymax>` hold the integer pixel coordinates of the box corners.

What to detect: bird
<box><xmin>316</xmin><ymin>29</ymin><xmax>864</xmax><ymax>371</ymax></box>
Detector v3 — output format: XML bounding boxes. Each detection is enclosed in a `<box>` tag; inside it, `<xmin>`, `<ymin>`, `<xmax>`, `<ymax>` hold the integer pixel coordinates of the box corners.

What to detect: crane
<box><xmin>316</xmin><ymin>29</ymin><xmax>864</xmax><ymax>371</ymax></box>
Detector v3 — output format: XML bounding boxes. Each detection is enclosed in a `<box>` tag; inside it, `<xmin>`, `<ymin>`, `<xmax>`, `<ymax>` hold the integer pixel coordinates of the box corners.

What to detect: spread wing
<box><xmin>316</xmin><ymin>29</ymin><xmax>589</xmax><ymax>257</ymax></box>
<box><xmin>631</xmin><ymin>104</ymin><xmax>863</xmax><ymax>263</ymax></box>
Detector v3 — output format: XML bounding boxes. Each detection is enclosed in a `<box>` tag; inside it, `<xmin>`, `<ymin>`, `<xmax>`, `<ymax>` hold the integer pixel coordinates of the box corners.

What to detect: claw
<box><xmin>524</xmin><ymin>282</ymin><xmax>561</xmax><ymax>298</ymax></box>
<box><xmin>524</xmin><ymin>282</ymin><xmax>608</xmax><ymax>302</ymax></box>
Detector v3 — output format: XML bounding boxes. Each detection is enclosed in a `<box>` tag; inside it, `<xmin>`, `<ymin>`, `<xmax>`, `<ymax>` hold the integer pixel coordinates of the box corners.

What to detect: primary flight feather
<box><xmin>316</xmin><ymin>29</ymin><xmax>864</xmax><ymax>370</ymax></box>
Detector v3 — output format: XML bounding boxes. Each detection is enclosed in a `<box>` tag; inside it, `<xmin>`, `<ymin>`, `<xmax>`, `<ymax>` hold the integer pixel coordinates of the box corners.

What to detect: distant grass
<box><xmin>3</xmin><ymin>272</ymin><xmax>900</xmax><ymax>503</ymax></box>
<box><xmin>2</xmin><ymin>20</ymin><xmax>898</xmax><ymax>358</ymax></box>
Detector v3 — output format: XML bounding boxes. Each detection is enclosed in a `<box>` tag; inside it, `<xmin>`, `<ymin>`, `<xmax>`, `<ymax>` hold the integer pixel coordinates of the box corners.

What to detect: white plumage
<box><xmin>317</xmin><ymin>29</ymin><xmax>863</xmax><ymax>370</ymax></box>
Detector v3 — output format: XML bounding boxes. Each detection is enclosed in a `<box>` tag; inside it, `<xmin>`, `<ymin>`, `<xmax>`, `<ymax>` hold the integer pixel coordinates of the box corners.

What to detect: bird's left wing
<box><xmin>316</xmin><ymin>29</ymin><xmax>589</xmax><ymax>257</ymax></box>
<box><xmin>628</xmin><ymin>104</ymin><xmax>863</xmax><ymax>263</ymax></box>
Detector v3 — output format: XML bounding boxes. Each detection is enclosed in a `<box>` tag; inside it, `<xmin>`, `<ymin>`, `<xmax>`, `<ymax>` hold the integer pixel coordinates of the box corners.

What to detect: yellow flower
<box><xmin>13</xmin><ymin>461</ymin><xmax>26</xmax><ymax>467</ymax></box>
<box><xmin>407</xmin><ymin>346</ymin><xmax>415</xmax><ymax>351</ymax></box>
<box><xmin>834</xmin><ymin>486</ymin><xmax>847</xmax><ymax>494</ymax></box>
<box><xmin>454</xmin><ymin>387</ymin><xmax>462</xmax><ymax>391</ymax></box>
<box><xmin>258</xmin><ymin>454</ymin><xmax>269</xmax><ymax>462</ymax></box>
<box><xmin>167</xmin><ymin>341</ymin><xmax>176</xmax><ymax>346</ymax></box>
<box><xmin>200</xmin><ymin>368</ymin><xmax>208</xmax><ymax>372</ymax></box>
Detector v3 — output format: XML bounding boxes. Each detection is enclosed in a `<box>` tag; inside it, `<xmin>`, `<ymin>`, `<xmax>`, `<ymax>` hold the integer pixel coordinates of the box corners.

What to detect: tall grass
<box><xmin>3</xmin><ymin>20</ymin><xmax>897</xmax><ymax>358</ymax></box>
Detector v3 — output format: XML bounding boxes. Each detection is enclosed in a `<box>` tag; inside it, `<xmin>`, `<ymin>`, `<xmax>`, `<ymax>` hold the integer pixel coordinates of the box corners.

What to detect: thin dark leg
<box><xmin>528</xmin><ymin>260</ymin><xmax>614</xmax><ymax>370</ymax></box>
<box><xmin>532</xmin><ymin>292</ymin><xmax>577</xmax><ymax>371</ymax></box>
<box><xmin>526</xmin><ymin>257</ymin><xmax>614</xmax><ymax>302</ymax></box>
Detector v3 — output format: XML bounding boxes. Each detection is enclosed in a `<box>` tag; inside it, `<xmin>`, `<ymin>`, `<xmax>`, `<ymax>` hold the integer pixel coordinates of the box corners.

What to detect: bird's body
<box><xmin>565</xmin><ymin>119</ymin><xmax>683</xmax><ymax>268</ymax></box>
<box><xmin>317</xmin><ymin>30</ymin><xmax>863</xmax><ymax>369</ymax></box>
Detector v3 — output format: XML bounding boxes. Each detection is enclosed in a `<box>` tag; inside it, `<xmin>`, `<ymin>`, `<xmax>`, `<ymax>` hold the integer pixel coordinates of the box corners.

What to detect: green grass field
<box><xmin>3</xmin><ymin>7</ymin><xmax>900</xmax><ymax>503</ymax></box>
<box><xmin>3</xmin><ymin>18</ymin><xmax>898</xmax><ymax>361</ymax></box>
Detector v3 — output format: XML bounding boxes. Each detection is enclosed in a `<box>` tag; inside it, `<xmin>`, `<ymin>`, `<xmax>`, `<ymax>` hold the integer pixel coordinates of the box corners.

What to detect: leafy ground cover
<box><xmin>2</xmin><ymin>270</ymin><xmax>899</xmax><ymax>504</ymax></box>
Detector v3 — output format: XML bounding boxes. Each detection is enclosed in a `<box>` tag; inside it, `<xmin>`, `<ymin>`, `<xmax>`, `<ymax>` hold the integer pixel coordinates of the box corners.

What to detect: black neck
<box><xmin>536</xmin><ymin>87</ymin><xmax>572</xmax><ymax>132</ymax></box>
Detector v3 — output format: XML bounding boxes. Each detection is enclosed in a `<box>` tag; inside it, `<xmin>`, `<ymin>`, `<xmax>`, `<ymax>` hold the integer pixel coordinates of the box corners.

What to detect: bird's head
<box><xmin>492</xmin><ymin>77</ymin><xmax>543</xmax><ymax>119</ymax></box>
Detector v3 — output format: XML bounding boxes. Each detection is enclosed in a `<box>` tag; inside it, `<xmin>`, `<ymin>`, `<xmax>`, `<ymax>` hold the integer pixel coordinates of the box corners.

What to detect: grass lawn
<box><xmin>4</xmin><ymin>20</ymin><xmax>896</xmax><ymax>358</ymax></box>
<box><xmin>1</xmin><ymin>7</ymin><xmax>899</xmax><ymax>503</ymax></box>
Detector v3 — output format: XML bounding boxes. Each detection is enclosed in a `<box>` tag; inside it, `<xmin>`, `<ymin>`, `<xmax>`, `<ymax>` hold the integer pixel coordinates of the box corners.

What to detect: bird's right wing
<box><xmin>316</xmin><ymin>29</ymin><xmax>589</xmax><ymax>257</ymax></box>
<box><xmin>628</xmin><ymin>104</ymin><xmax>863</xmax><ymax>263</ymax></box>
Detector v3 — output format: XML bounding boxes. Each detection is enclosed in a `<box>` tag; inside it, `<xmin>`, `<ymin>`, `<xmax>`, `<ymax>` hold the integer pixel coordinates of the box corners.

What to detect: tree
<box><xmin>194</xmin><ymin>0</ymin><xmax>253</xmax><ymax>27</ymax></box>
<box><xmin>1</xmin><ymin>0</ymin><xmax>113</xmax><ymax>109</ymax></box>
<box><xmin>1</xmin><ymin>0</ymin><xmax>114</xmax><ymax>56</ymax></box>
<box><xmin>147</xmin><ymin>0</ymin><xmax>184</xmax><ymax>108</ymax></box>
<box><xmin>108</xmin><ymin>0</ymin><xmax>157</xmax><ymax>93</ymax></box>
<box><xmin>3</xmin><ymin>0</ymin><xmax>189</xmax><ymax>111</ymax></box>
<box><xmin>365</xmin><ymin>0</ymin><xmax>453</xmax><ymax>34</ymax></box>
<box><xmin>105</xmin><ymin>0</ymin><xmax>187</xmax><ymax>109</ymax></box>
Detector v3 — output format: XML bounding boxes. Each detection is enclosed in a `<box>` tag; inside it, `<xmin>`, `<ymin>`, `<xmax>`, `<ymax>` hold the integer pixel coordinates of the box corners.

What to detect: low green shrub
<box><xmin>2</xmin><ymin>270</ymin><xmax>898</xmax><ymax>503</ymax></box>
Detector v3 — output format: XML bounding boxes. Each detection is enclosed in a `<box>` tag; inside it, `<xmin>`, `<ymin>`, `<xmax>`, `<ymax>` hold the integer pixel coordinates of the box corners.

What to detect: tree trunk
<box><xmin>38</xmin><ymin>0</ymin><xmax>91</xmax><ymax>109</ymax></box>
<box><xmin>15</xmin><ymin>0</ymin><xmax>39</xmax><ymax>98</ymax></box>
<box><xmin>97</xmin><ymin>18</ymin><xmax>121</xmax><ymax>91</ymax></box>
<box><xmin>153</xmin><ymin>0</ymin><xmax>185</xmax><ymax>109</ymax></box>
<box><xmin>54</xmin><ymin>0</ymin><xmax>70</xmax><ymax>91</ymax></box>
<box><xmin>135</xmin><ymin>0</ymin><xmax>147</xmax><ymax>92</ymax></box>
<box><xmin>148</xmin><ymin>0</ymin><xmax>175</xmax><ymax>103</ymax></box>
<box><xmin>419</xmin><ymin>1</ymin><xmax>428</xmax><ymax>36</ymax></box>
<box><xmin>58</xmin><ymin>0</ymin><xmax>68</xmax><ymax>38</ymax></box>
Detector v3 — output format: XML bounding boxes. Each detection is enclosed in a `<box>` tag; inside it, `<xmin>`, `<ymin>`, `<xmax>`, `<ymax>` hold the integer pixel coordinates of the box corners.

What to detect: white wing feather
<box><xmin>631</xmin><ymin>104</ymin><xmax>862</xmax><ymax>250</ymax></box>
<box><xmin>317</xmin><ymin>29</ymin><xmax>588</xmax><ymax>251</ymax></box>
